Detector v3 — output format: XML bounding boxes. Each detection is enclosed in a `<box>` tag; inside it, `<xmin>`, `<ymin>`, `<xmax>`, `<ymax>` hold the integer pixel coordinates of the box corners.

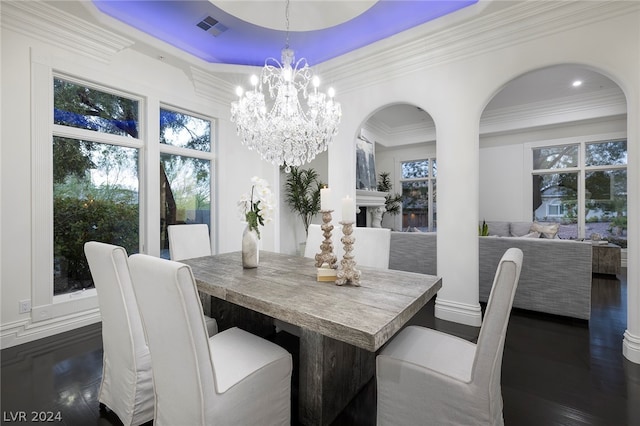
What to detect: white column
<box><xmin>434</xmin><ymin>108</ymin><xmax>483</xmax><ymax>327</ymax></box>
<box><xmin>623</xmin><ymin>85</ymin><xmax>640</xmax><ymax>364</ymax></box>
<box><xmin>328</xmin><ymin>132</ymin><xmax>357</xmax><ymax>223</ymax></box>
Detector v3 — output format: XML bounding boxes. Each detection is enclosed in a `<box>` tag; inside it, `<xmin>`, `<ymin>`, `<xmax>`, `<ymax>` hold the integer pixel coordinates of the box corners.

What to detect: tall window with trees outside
<box><xmin>159</xmin><ymin>108</ymin><xmax>212</xmax><ymax>258</ymax></box>
<box><xmin>53</xmin><ymin>77</ymin><xmax>140</xmax><ymax>295</ymax></box>
<box><xmin>400</xmin><ymin>159</ymin><xmax>437</xmax><ymax>231</ymax></box>
<box><xmin>532</xmin><ymin>140</ymin><xmax>627</xmax><ymax>246</ymax></box>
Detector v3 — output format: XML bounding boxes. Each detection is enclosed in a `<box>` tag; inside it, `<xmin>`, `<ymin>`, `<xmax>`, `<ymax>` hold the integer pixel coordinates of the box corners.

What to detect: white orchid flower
<box><xmin>239</xmin><ymin>177</ymin><xmax>275</xmax><ymax>237</ymax></box>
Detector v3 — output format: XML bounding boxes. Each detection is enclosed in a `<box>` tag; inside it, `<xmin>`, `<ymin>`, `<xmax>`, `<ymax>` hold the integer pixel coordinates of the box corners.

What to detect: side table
<box><xmin>592</xmin><ymin>243</ymin><xmax>621</xmax><ymax>275</ymax></box>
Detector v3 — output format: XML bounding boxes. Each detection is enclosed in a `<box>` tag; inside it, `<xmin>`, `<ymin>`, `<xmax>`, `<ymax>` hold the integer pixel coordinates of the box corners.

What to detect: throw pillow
<box><xmin>530</xmin><ymin>222</ymin><xmax>559</xmax><ymax>239</ymax></box>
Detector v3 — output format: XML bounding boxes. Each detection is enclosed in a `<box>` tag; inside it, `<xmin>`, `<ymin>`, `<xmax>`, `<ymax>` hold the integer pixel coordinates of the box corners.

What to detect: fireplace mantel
<box><xmin>356</xmin><ymin>189</ymin><xmax>387</xmax><ymax>207</ymax></box>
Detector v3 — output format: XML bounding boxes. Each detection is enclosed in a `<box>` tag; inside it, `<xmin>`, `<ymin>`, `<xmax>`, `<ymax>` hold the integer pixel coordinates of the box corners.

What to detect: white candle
<box><xmin>342</xmin><ymin>195</ymin><xmax>355</xmax><ymax>222</ymax></box>
<box><xmin>320</xmin><ymin>187</ymin><xmax>331</xmax><ymax>211</ymax></box>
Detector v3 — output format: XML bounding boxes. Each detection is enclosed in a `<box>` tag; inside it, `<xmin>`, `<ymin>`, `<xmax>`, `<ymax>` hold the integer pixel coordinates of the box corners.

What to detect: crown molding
<box><xmin>190</xmin><ymin>66</ymin><xmax>237</xmax><ymax>106</ymax></box>
<box><xmin>366</xmin><ymin>118</ymin><xmax>436</xmax><ymax>147</ymax></box>
<box><xmin>323</xmin><ymin>0</ymin><xmax>639</xmax><ymax>94</ymax></box>
<box><xmin>367</xmin><ymin>87</ymin><xmax>625</xmax><ymax>146</ymax></box>
<box><xmin>480</xmin><ymin>88</ymin><xmax>626</xmax><ymax>135</ymax></box>
<box><xmin>1</xmin><ymin>0</ymin><xmax>133</xmax><ymax>63</ymax></box>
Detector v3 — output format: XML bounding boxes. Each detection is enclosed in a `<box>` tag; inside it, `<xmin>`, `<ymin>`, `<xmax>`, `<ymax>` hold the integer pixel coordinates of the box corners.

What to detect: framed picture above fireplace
<box><xmin>356</xmin><ymin>134</ymin><xmax>376</xmax><ymax>191</ymax></box>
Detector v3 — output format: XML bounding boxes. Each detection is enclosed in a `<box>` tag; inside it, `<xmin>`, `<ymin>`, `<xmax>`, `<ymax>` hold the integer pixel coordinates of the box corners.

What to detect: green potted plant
<box><xmin>284</xmin><ymin>167</ymin><xmax>325</xmax><ymax>240</ymax></box>
<box><xmin>479</xmin><ymin>220</ymin><xmax>489</xmax><ymax>236</ymax></box>
<box><xmin>377</xmin><ymin>172</ymin><xmax>403</xmax><ymax>221</ymax></box>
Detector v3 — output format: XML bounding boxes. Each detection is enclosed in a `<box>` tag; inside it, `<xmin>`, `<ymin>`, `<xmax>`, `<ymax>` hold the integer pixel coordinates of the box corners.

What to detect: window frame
<box><xmin>45</xmin><ymin>72</ymin><xmax>145</xmax><ymax>311</ymax></box>
<box><xmin>399</xmin><ymin>158</ymin><xmax>437</xmax><ymax>232</ymax></box>
<box><xmin>158</xmin><ymin>104</ymin><xmax>216</xmax><ymax>256</ymax></box>
<box><xmin>526</xmin><ymin>134</ymin><xmax>627</xmax><ymax>240</ymax></box>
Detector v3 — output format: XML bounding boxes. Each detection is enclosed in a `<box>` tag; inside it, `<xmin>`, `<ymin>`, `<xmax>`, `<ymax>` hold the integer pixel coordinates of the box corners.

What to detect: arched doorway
<box><xmin>481</xmin><ymin>64</ymin><xmax>627</xmax><ymax>242</ymax></box>
<box><xmin>479</xmin><ymin>63</ymin><xmax>628</xmax><ymax>322</ymax></box>
<box><xmin>360</xmin><ymin>103</ymin><xmax>436</xmax><ymax>231</ymax></box>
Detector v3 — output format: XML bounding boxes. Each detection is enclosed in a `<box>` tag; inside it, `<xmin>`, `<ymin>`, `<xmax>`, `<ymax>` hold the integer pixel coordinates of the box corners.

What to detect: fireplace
<box><xmin>355</xmin><ymin>189</ymin><xmax>387</xmax><ymax>227</ymax></box>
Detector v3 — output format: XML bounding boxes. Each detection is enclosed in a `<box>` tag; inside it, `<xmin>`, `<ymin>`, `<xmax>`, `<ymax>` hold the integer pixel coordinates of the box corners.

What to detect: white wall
<box><xmin>479</xmin><ymin>144</ymin><xmax>526</xmax><ymax>221</ymax></box>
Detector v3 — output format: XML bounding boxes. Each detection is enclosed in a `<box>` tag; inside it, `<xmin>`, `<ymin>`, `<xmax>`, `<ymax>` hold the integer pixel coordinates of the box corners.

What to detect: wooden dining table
<box><xmin>181</xmin><ymin>251</ymin><xmax>441</xmax><ymax>426</ymax></box>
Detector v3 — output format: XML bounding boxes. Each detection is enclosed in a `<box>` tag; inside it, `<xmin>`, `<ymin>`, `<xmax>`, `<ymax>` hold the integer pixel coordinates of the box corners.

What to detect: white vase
<box><xmin>242</xmin><ymin>225</ymin><xmax>259</xmax><ymax>268</ymax></box>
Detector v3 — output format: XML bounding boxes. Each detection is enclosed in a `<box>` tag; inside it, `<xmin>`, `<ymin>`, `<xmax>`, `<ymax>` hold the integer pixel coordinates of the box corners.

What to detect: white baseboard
<box><xmin>1</xmin><ymin>309</ymin><xmax>101</xmax><ymax>349</ymax></box>
<box><xmin>623</xmin><ymin>329</ymin><xmax>640</xmax><ymax>364</ymax></box>
<box><xmin>434</xmin><ymin>297</ymin><xmax>482</xmax><ymax>327</ymax></box>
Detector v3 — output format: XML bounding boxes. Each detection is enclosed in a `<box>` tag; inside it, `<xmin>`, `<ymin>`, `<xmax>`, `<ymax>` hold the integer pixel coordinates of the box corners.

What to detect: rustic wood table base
<box><xmin>208</xmin><ymin>297</ymin><xmax>276</xmax><ymax>338</ymax></box>
<box><xmin>299</xmin><ymin>329</ymin><xmax>375</xmax><ymax>426</ymax></box>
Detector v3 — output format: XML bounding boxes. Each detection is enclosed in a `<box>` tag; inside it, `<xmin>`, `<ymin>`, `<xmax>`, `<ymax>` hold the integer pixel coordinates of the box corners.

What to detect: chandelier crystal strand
<box><xmin>230</xmin><ymin>1</ymin><xmax>341</xmax><ymax>173</ymax></box>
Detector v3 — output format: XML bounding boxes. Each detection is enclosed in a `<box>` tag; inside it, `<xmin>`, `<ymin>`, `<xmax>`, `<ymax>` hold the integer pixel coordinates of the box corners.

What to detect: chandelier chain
<box><xmin>285</xmin><ymin>0</ymin><xmax>290</xmax><ymax>49</ymax></box>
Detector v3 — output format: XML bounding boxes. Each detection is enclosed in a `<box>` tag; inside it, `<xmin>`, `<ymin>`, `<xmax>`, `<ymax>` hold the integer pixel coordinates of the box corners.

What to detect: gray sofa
<box><xmin>389</xmin><ymin>232</ymin><xmax>437</xmax><ymax>275</ymax></box>
<box><xmin>389</xmin><ymin>230</ymin><xmax>592</xmax><ymax>320</ymax></box>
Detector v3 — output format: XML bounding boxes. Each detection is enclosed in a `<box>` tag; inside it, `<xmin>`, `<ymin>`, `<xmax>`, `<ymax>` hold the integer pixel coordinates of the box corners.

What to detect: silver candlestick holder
<box><xmin>314</xmin><ymin>210</ymin><xmax>338</xmax><ymax>269</ymax></box>
<box><xmin>336</xmin><ymin>221</ymin><xmax>361</xmax><ymax>286</ymax></box>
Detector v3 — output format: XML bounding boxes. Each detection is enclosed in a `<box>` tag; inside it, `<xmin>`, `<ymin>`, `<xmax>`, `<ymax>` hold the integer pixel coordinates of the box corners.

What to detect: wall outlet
<box><xmin>19</xmin><ymin>299</ymin><xmax>31</xmax><ymax>314</ymax></box>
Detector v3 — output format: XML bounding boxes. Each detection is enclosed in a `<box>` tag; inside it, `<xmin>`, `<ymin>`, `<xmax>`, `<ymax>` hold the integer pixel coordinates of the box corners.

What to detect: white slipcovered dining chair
<box><xmin>352</xmin><ymin>226</ymin><xmax>391</xmax><ymax>268</ymax></box>
<box><xmin>167</xmin><ymin>223</ymin><xmax>211</xmax><ymax>260</ymax></box>
<box><xmin>304</xmin><ymin>223</ymin><xmax>391</xmax><ymax>269</ymax></box>
<box><xmin>128</xmin><ymin>254</ymin><xmax>292</xmax><ymax>426</ymax></box>
<box><xmin>376</xmin><ymin>247</ymin><xmax>523</xmax><ymax>426</ymax></box>
<box><xmin>84</xmin><ymin>241</ymin><xmax>154</xmax><ymax>426</ymax></box>
<box><xmin>303</xmin><ymin>223</ymin><xmax>325</xmax><ymax>260</ymax></box>
<box><xmin>167</xmin><ymin>223</ymin><xmax>218</xmax><ymax>336</ymax></box>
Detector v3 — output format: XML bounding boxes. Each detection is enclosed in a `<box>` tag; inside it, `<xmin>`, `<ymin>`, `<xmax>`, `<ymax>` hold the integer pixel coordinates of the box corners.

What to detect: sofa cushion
<box><xmin>486</xmin><ymin>221</ymin><xmax>510</xmax><ymax>237</ymax></box>
<box><xmin>530</xmin><ymin>222</ymin><xmax>559</xmax><ymax>239</ymax></box>
<box><xmin>510</xmin><ymin>222</ymin><xmax>534</xmax><ymax>237</ymax></box>
<box><xmin>521</xmin><ymin>231</ymin><xmax>541</xmax><ymax>238</ymax></box>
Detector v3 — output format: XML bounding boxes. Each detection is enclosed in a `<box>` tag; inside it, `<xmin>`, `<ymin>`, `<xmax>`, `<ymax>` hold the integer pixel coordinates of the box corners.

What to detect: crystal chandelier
<box><xmin>230</xmin><ymin>0</ymin><xmax>342</xmax><ymax>173</ymax></box>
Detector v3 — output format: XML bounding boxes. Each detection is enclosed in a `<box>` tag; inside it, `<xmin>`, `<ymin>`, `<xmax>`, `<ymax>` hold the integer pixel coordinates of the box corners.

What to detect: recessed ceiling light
<box><xmin>572</xmin><ymin>80</ymin><xmax>583</xmax><ymax>87</ymax></box>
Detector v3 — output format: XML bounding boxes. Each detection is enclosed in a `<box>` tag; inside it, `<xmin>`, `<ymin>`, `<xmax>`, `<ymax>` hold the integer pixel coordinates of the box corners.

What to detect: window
<box><xmin>160</xmin><ymin>108</ymin><xmax>211</xmax><ymax>151</ymax></box>
<box><xmin>53</xmin><ymin>77</ymin><xmax>141</xmax><ymax>295</ymax></box>
<box><xmin>532</xmin><ymin>171</ymin><xmax>578</xmax><ymax>234</ymax></box>
<box><xmin>54</xmin><ymin>79</ymin><xmax>139</xmax><ymax>137</ymax></box>
<box><xmin>532</xmin><ymin>139</ymin><xmax>627</xmax><ymax>244</ymax></box>
<box><xmin>533</xmin><ymin>145</ymin><xmax>578</xmax><ymax>169</ymax></box>
<box><xmin>547</xmin><ymin>201</ymin><xmax>567</xmax><ymax>217</ymax></box>
<box><xmin>29</xmin><ymin>51</ymin><xmax>219</xmax><ymax>327</ymax></box>
<box><xmin>159</xmin><ymin>107</ymin><xmax>213</xmax><ymax>258</ymax></box>
<box><xmin>400</xmin><ymin>159</ymin><xmax>437</xmax><ymax>231</ymax></box>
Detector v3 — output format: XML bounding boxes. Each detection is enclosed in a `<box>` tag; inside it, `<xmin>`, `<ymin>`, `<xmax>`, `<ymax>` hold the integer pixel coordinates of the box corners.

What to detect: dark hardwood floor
<box><xmin>2</xmin><ymin>269</ymin><xmax>639</xmax><ymax>425</ymax></box>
